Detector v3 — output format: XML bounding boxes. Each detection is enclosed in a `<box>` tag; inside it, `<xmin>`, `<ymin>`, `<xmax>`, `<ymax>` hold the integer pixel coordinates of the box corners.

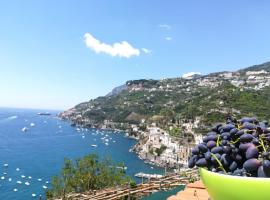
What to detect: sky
<box><xmin>1</xmin><ymin>0</ymin><xmax>270</xmax><ymax>110</ymax></box>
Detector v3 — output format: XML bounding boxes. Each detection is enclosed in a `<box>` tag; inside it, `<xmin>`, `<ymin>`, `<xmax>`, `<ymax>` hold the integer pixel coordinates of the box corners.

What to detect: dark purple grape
<box><xmin>262</xmin><ymin>152</ymin><xmax>269</xmax><ymax>159</ymax></box>
<box><xmin>221</xmin><ymin>132</ymin><xmax>230</xmax><ymax>139</ymax></box>
<box><xmin>239</xmin><ymin>117</ymin><xmax>257</xmax><ymax>124</ymax></box>
<box><xmin>240</xmin><ymin>133</ymin><xmax>254</xmax><ymax>142</ymax></box>
<box><xmin>192</xmin><ymin>146</ymin><xmax>200</xmax><ymax>155</ymax></box>
<box><xmin>198</xmin><ymin>144</ymin><xmax>208</xmax><ymax>153</ymax></box>
<box><xmin>211</xmin><ymin>146</ymin><xmax>223</xmax><ymax>154</ymax></box>
<box><xmin>229</xmin><ymin>161</ymin><xmax>238</xmax><ymax>171</ymax></box>
<box><xmin>246</xmin><ymin>146</ymin><xmax>259</xmax><ymax>159</ymax></box>
<box><xmin>203</xmin><ymin>134</ymin><xmax>218</xmax><ymax>143</ymax></box>
<box><xmin>262</xmin><ymin>160</ymin><xmax>270</xmax><ymax>176</ymax></box>
<box><xmin>221</xmin><ymin>154</ymin><xmax>232</xmax><ymax>167</ymax></box>
<box><xmin>242</xmin><ymin>122</ymin><xmax>256</xmax><ymax>130</ymax></box>
<box><xmin>220</xmin><ymin>124</ymin><xmax>235</xmax><ymax>132</ymax></box>
<box><xmin>234</xmin><ymin>154</ymin><xmax>243</xmax><ymax>164</ymax></box>
<box><xmin>229</xmin><ymin>128</ymin><xmax>238</xmax><ymax>136</ymax></box>
<box><xmin>232</xmin><ymin>148</ymin><xmax>239</xmax><ymax>154</ymax></box>
<box><xmin>223</xmin><ymin>146</ymin><xmax>231</xmax><ymax>154</ymax></box>
<box><xmin>243</xmin><ymin>158</ymin><xmax>261</xmax><ymax>173</ymax></box>
<box><xmin>221</xmin><ymin>140</ymin><xmax>228</xmax><ymax>146</ymax></box>
<box><xmin>206</xmin><ymin>141</ymin><xmax>216</xmax><ymax>149</ymax></box>
<box><xmin>257</xmin><ymin>166</ymin><xmax>268</xmax><ymax>177</ymax></box>
<box><xmin>252</xmin><ymin>131</ymin><xmax>259</xmax><ymax>138</ymax></box>
<box><xmin>252</xmin><ymin>138</ymin><xmax>260</xmax><ymax>146</ymax></box>
<box><xmin>235</xmin><ymin>129</ymin><xmax>247</xmax><ymax>137</ymax></box>
<box><xmin>239</xmin><ymin>143</ymin><xmax>255</xmax><ymax>152</ymax></box>
<box><xmin>188</xmin><ymin>156</ymin><xmax>197</xmax><ymax>168</ymax></box>
<box><xmin>195</xmin><ymin>158</ymin><xmax>208</xmax><ymax>167</ymax></box>
<box><xmin>204</xmin><ymin>152</ymin><xmax>211</xmax><ymax>161</ymax></box>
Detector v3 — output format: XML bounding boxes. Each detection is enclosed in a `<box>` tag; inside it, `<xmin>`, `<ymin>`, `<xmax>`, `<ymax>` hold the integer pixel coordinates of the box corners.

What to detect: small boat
<box><xmin>8</xmin><ymin>178</ymin><xmax>12</xmax><ymax>181</ymax></box>
<box><xmin>16</xmin><ymin>181</ymin><xmax>22</xmax><ymax>184</ymax></box>
<box><xmin>21</xmin><ymin>175</ymin><xmax>25</xmax><ymax>178</ymax></box>
<box><xmin>32</xmin><ymin>193</ymin><xmax>36</xmax><ymax>197</ymax></box>
<box><xmin>37</xmin><ymin>178</ymin><xmax>42</xmax><ymax>181</ymax></box>
<box><xmin>21</xmin><ymin>127</ymin><xmax>28</xmax><ymax>132</ymax></box>
<box><xmin>3</xmin><ymin>163</ymin><xmax>8</xmax><ymax>167</ymax></box>
<box><xmin>13</xmin><ymin>188</ymin><xmax>18</xmax><ymax>192</ymax></box>
<box><xmin>16</xmin><ymin>168</ymin><xmax>20</xmax><ymax>171</ymax></box>
<box><xmin>105</xmin><ymin>143</ymin><xmax>109</xmax><ymax>146</ymax></box>
<box><xmin>91</xmin><ymin>144</ymin><xmax>98</xmax><ymax>147</ymax></box>
<box><xmin>30</xmin><ymin>123</ymin><xmax>35</xmax><ymax>127</ymax></box>
<box><xmin>25</xmin><ymin>181</ymin><xmax>30</xmax><ymax>186</ymax></box>
<box><xmin>43</xmin><ymin>185</ymin><xmax>48</xmax><ymax>189</ymax></box>
<box><xmin>37</xmin><ymin>112</ymin><xmax>51</xmax><ymax>116</ymax></box>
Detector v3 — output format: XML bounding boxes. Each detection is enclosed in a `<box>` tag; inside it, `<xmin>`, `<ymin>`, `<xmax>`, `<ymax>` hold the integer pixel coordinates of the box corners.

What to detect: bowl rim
<box><xmin>200</xmin><ymin>167</ymin><xmax>270</xmax><ymax>180</ymax></box>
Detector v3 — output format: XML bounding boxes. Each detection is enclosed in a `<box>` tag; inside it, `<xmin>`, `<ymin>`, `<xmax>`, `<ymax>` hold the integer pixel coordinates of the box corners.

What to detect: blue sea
<box><xmin>0</xmin><ymin>108</ymin><xmax>166</xmax><ymax>200</ymax></box>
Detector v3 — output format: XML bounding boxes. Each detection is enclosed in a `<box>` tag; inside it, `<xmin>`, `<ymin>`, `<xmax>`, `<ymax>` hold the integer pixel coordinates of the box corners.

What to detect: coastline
<box><xmin>58</xmin><ymin>114</ymin><xmax>186</xmax><ymax>169</ymax></box>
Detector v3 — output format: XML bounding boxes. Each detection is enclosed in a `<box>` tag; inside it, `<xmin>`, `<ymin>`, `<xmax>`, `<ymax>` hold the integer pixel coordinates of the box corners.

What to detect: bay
<box><xmin>0</xmin><ymin>108</ymin><xmax>164</xmax><ymax>199</ymax></box>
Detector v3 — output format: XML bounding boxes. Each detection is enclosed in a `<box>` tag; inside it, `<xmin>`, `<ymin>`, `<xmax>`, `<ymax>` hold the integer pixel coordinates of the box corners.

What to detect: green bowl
<box><xmin>200</xmin><ymin>168</ymin><xmax>270</xmax><ymax>200</ymax></box>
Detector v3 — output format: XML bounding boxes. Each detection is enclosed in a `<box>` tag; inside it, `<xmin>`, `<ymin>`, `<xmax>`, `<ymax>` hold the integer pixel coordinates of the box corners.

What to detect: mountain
<box><xmin>239</xmin><ymin>61</ymin><xmax>270</xmax><ymax>72</ymax></box>
<box><xmin>59</xmin><ymin>61</ymin><xmax>270</xmax><ymax>136</ymax></box>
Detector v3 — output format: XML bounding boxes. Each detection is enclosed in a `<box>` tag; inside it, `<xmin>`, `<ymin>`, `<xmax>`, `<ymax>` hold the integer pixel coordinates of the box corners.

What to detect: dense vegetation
<box><xmin>62</xmin><ymin>62</ymin><xmax>270</xmax><ymax>136</ymax></box>
<box><xmin>46</xmin><ymin>154</ymin><xmax>133</xmax><ymax>199</ymax></box>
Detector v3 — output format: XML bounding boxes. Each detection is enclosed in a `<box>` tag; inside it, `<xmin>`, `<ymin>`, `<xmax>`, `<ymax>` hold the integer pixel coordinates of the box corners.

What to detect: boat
<box><xmin>21</xmin><ymin>127</ymin><xmax>28</xmax><ymax>132</ymax></box>
<box><xmin>37</xmin><ymin>112</ymin><xmax>51</xmax><ymax>116</ymax></box>
<box><xmin>91</xmin><ymin>144</ymin><xmax>98</xmax><ymax>147</ymax></box>
<box><xmin>135</xmin><ymin>172</ymin><xmax>163</xmax><ymax>179</ymax></box>
<box><xmin>116</xmin><ymin>166</ymin><xmax>128</xmax><ymax>170</ymax></box>
<box><xmin>30</xmin><ymin>123</ymin><xmax>35</xmax><ymax>127</ymax></box>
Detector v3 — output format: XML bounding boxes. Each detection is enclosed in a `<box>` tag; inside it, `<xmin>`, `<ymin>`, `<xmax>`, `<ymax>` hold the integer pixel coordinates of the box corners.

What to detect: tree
<box><xmin>46</xmin><ymin>154</ymin><xmax>132</xmax><ymax>199</ymax></box>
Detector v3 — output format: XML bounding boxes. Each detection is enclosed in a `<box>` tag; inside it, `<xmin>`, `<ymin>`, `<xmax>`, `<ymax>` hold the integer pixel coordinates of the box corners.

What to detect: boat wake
<box><xmin>0</xmin><ymin>115</ymin><xmax>18</xmax><ymax>123</ymax></box>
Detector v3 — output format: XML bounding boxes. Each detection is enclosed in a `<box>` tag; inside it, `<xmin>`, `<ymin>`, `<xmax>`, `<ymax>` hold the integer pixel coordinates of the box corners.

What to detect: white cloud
<box><xmin>165</xmin><ymin>37</ymin><xmax>172</xmax><ymax>41</ymax></box>
<box><xmin>182</xmin><ymin>72</ymin><xmax>202</xmax><ymax>78</ymax></box>
<box><xmin>83</xmin><ymin>33</ymin><xmax>140</xmax><ymax>58</ymax></box>
<box><xmin>141</xmin><ymin>48</ymin><xmax>151</xmax><ymax>54</ymax></box>
<box><xmin>158</xmin><ymin>24</ymin><xmax>171</xmax><ymax>30</ymax></box>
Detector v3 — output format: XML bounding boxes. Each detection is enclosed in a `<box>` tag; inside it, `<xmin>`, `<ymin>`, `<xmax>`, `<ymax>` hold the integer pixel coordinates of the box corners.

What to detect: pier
<box><xmin>64</xmin><ymin>169</ymin><xmax>199</xmax><ymax>200</ymax></box>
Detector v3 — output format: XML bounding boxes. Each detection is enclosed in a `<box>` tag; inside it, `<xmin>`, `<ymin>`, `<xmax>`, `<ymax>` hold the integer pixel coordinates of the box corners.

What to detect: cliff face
<box><xmin>60</xmin><ymin>61</ymin><xmax>270</xmax><ymax>132</ymax></box>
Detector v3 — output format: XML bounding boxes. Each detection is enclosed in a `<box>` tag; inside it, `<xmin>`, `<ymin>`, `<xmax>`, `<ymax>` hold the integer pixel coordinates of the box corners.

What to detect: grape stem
<box><xmin>210</xmin><ymin>153</ymin><xmax>226</xmax><ymax>173</ymax></box>
<box><xmin>231</xmin><ymin>138</ymin><xmax>240</xmax><ymax>144</ymax></box>
<box><xmin>217</xmin><ymin>135</ymin><xmax>221</xmax><ymax>147</ymax></box>
<box><xmin>259</xmin><ymin>136</ymin><xmax>267</xmax><ymax>152</ymax></box>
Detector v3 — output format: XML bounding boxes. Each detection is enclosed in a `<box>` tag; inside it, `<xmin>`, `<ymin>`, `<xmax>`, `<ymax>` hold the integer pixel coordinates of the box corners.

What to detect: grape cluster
<box><xmin>188</xmin><ymin>117</ymin><xmax>270</xmax><ymax>177</ymax></box>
